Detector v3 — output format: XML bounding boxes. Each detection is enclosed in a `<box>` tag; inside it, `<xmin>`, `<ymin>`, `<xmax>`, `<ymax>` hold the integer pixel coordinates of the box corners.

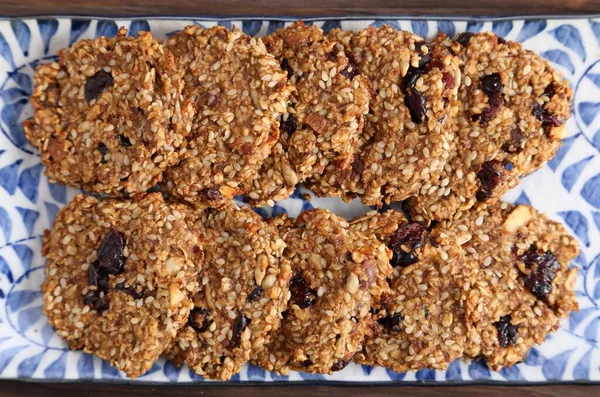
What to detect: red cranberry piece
<box><xmin>83</xmin><ymin>290</ymin><xmax>109</xmax><ymax>312</ymax></box>
<box><xmin>340</xmin><ymin>51</ymin><xmax>360</xmax><ymax>80</ymax></box>
<box><xmin>543</xmin><ymin>83</ymin><xmax>556</xmax><ymax>99</ymax></box>
<box><xmin>290</xmin><ymin>275</ymin><xmax>317</xmax><ymax>309</ymax></box>
<box><xmin>502</xmin><ymin>128</ymin><xmax>526</xmax><ymax>153</ymax></box>
<box><xmin>456</xmin><ymin>32</ymin><xmax>475</xmax><ymax>47</ymax></box>
<box><xmin>85</xmin><ymin>70</ymin><xmax>113</xmax><ymax>103</ymax></box>
<box><xmin>114</xmin><ymin>282</ymin><xmax>144</xmax><ymax>299</ymax></box>
<box><xmin>188</xmin><ymin>307</ymin><xmax>214</xmax><ymax>333</ymax></box>
<box><xmin>388</xmin><ymin>223</ymin><xmax>426</xmax><ymax>268</ymax></box>
<box><xmin>279</xmin><ymin>114</ymin><xmax>297</xmax><ymax>136</ymax></box>
<box><xmin>481</xmin><ymin>73</ymin><xmax>503</xmax><ymax>96</ymax></box>
<box><xmin>331</xmin><ymin>359</ymin><xmax>350</xmax><ymax>372</ymax></box>
<box><xmin>200</xmin><ymin>187</ymin><xmax>223</xmax><ymax>203</ymax></box>
<box><xmin>403</xmin><ymin>69</ymin><xmax>427</xmax><ymax>123</ymax></box>
<box><xmin>495</xmin><ymin>315</ymin><xmax>518</xmax><ymax>347</ymax></box>
<box><xmin>247</xmin><ymin>286</ymin><xmax>264</xmax><ymax>302</ymax></box>
<box><xmin>442</xmin><ymin>72</ymin><xmax>455</xmax><ymax>89</ymax></box>
<box><xmin>476</xmin><ymin>160</ymin><xmax>508</xmax><ymax>202</ymax></box>
<box><xmin>229</xmin><ymin>314</ymin><xmax>251</xmax><ymax>349</ymax></box>
<box><xmin>477</xmin><ymin>74</ymin><xmax>504</xmax><ymax>125</ymax></box>
<box><xmin>520</xmin><ymin>246</ymin><xmax>560</xmax><ymax>301</ymax></box>
<box><xmin>532</xmin><ymin>104</ymin><xmax>562</xmax><ymax>127</ymax></box>
<box><xmin>96</xmin><ymin>230</ymin><xmax>126</xmax><ymax>275</ymax></box>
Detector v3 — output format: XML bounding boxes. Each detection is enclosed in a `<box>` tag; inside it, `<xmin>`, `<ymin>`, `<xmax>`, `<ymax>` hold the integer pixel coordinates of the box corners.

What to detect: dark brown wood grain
<box><xmin>0</xmin><ymin>0</ymin><xmax>599</xmax><ymax>396</ymax></box>
<box><xmin>0</xmin><ymin>0</ymin><xmax>598</xmax><ymax>17</ymax></box>
<box><xmin>0</xmin><ymin>381</ymin><xmax>599</xmax><ymax>397</ymax></box>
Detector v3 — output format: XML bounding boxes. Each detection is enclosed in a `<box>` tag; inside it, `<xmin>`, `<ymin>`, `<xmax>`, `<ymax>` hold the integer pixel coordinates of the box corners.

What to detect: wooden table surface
<box><xmin>0</xmin><ymin>0</ymin><xmax>599</xmax><ymax>396</ymax></box>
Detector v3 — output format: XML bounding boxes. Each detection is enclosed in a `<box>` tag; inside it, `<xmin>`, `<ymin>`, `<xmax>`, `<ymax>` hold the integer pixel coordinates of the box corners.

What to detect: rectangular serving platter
<box><xmin>0</xmin><ymin>15</ymin><xmax>599</xmax><ymax>384</ymax></box>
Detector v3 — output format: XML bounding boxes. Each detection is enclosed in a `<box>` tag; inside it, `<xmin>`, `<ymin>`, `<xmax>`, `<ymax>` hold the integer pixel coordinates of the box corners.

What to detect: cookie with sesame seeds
<box><xmin>409</xmin><ymin>33</ymin><xmax>573</xmax><ymax>222</ymax></box>
<box><xmin>24</xmin><ymin>27</ymin><xmax>193</xmax><ymax>196</ymax></box>
<box><xmin>163</xmin><ymin>25</ymin><xmax>292</xmax><ymax>208</ymax></box>
<box><xmin>310</xmin><ymin>26</ymin><xmax>459</xmax><ymax>205</ymax></box>
<box><xmin>242</xmin><ymin>21</ymin><xmax>370</xmax><ymax>206</ymax></box>
<box><xmin>251</xmin><ymin>208</ymin><xmax>393</xmax><ymax>374</ymax></box>
<box><xmin>41</xmin><ymin>193</ymin><xmax>202</xmax><ymax>378</ymax></box>
<box><xmin>434</xmin><ymin>203</ymin><xmax>578</xmax><ymax>370</ymax></box>
<box><xmin>166</xmin><ymin>202</ymin><xmax>291</xmax><ymax>380</ymax></box>
<box><xmin>349</xmin><ymin>209</ymin><xmax>472</xmax><ymax>372</ymax></box>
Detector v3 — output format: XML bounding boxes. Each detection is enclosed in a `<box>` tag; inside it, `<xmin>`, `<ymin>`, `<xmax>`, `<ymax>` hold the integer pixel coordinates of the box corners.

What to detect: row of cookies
<box><xmin>42</xmin><ymin>191</ymin><xmax>578</xmax><ymax>379</ymax></box>
<box><xmin>24</xmin><ymin>21</ymin><xmax>572</xmax><ymax>221</ymax></box>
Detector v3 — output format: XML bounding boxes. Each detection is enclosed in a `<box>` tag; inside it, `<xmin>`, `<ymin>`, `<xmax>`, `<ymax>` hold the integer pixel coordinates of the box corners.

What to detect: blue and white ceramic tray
<box><xmin>0</xmin><ymin>16</ymin><xmax>599</xmax><ymax>384</ymax></box>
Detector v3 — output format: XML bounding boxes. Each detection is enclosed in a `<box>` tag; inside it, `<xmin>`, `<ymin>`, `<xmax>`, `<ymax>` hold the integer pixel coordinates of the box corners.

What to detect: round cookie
<box><xmin>166</xmin><ymin>203</ymin><xmax>291</xmax><ymax>380</ymax></box>
<box><xmin>251</xmin><ymin>209</ymin><xmax>392</xmax><ymax>374</ymax></box>
<box><xmin>163</xmin><ymin>25</ymin><xmax>292</xmax><ymax>208</ymax></box>
<box><xmin>409</xmin><ymin>33</ymin><xmax>573</xmax><ymax>221</ymax></box>
<box><xmin>24</xmin><ymin>28</ymin><xmax>192</xmax><ymax>195</ymax></box>
<box><xmin>350</xmin><ymin>210</ymin><xmax>471</xmax><ymax>372</ymax></box>
<box><xmin>309</xmin><ymin>26</ymin><xmax>459</xmax><ymax>205</ymax></box>
<box><xmin>243</xmin><ymin>21</ymin><xmax>370</xmax><ymax>206</ymax></box>
<box><xmin>41</xmin><ymin>193</ymin><xmax>201</xmax><ymax>378</ymax></box>
<box><xmin>434</xmin><ymin>203</ymin><xmax>579</xmax><ymax>370</ymax></box>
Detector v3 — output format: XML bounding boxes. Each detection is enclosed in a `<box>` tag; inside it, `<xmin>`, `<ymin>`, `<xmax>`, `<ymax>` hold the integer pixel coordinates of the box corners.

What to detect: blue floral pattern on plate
<box><xmin>0</xmin><ymin>16</ymin><xmax>599</xmax><ymax>383</ymax></box>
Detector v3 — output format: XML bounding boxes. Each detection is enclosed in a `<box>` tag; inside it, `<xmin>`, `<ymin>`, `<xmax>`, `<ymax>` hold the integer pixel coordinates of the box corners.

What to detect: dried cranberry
<box><xmin>456</xmin><ymin>32</ymin><xmax>475</xmax><ymax>47</ymax></box>
<box><xmin>481</xmin><ymin>73</ymin><xmax>503</xmax><ymax>96</ymax></box>
<box><xmin>476</xmin><ymin>74</ymin><xmax>504</xmax><ymax>125</ymax></box>
<box><xmin>497</xmin><ymin>37</ymin><xmax>507</xmax><ymax>45</ymax></box>
<box><xmin>388</xmin><ymin>223</ymin><xmax>426</xmax><ymax>268</ymax></box>
<box><xmin>502</xmin><ymin>128</ymin><xmax>525</xmax><ymax>153</ymax></box>
<box><xmin>476</xmin><ymin>160</ymin><xmax>506</xmax><ymax>202</ymax></box>
<box><xmin>290</xmin><ymin>275</ymin><xmax>317</xmax><ymax>309</ymax></box>
<box><xmin>279</xmin><ymin>114</ymin><xmax>298</xmax><ymax>137</ymax></box>
<box><xmin>302</xmin><ymin>359</ymin><xmax>313</xmax><ymax>366</ymax></box>
<box><xmin>403</xmin><ymin>69</ymin><xmax>427</xmax><ymax>123</ymax></box>
<box><xmin>96</xmin><ymin>230</ymin><xmax>126</xmax><ymax>275</ymax></box>
<box><xmin>424</xmin><ymin>59</ymin><xmax>444</xmax><ymax>73</ymax></box>
<box><xmin>247</xmin><ymin>286</ymin><xmax>264</xmax><ymax>302</ymax></box>
<box><xmin>87</xmin><ymin>264</ymin><xmax>99</xmax><ymax>287</ymax></box>
<box><xmin>543</xmin><ymin>83</ymin><xmax>556</xmax><ymax>99</ymax></box>
<box><xmin>340</xmin><ymin>52</ymin><xmax>359</xmax><ymax>80</ymax></box>
<box><xmin>114</xmin><ymin>282</ymin><xmax>144</xmax><ymax>299</ymax></box>
<box><xmin>378</xmin><ymin>312</ymin><xmax>403</xmax><ymax>333</ymax></box>
<box><xmin>188</xmin><ymin>308</ymin><xmax>213</xmax><ymax>333</ymax></box>
<box><xmin>495</xmin><ymin>315</ymin><xmax>518</xmax><ymax>347</ymax></box>
<box><xmin>520</xmin><ymin>246</ymin><xmax>560</xmax><ymax>301</ymax></box>
<box><xmin>85</xmin><ymin>70</ymin><xmax>113</xmax><ymax>103</ymax></box>
<box><xmin>532</xmin><ymin>103</ymin><xmax>562</xmax><ymax>127</ymax></box>
<box><xmin>120</xmin><ymin>135</ymin><xmax>132</xmax><ymax>148</ymax></box>
<box><xmin>350</xmin><ymin>154</ymin><xmax>364</xmax><ymax>180</ymax></box>
<box><xmin>280</xmin><ymin>58</ymin><xmax>293</xmax><ymax>78</ymax></box>
<box><xmin>442</xmin><ymin>72</ymin><xmax>455</xmax><ymax>89</ymax></box>
<box><xmin>96</xmin><ymin>143</ymin><xmax>109</xmax><ymax>164</ymax></box>
<box><xmin>200</xmin><ymin>188</ymin><xmax>223</xmax><ymax>203</ymax></box>
<box><xmin>83</xmin><ymin>290</ymin><xmax>109</xmax><ymax>312</ymax></box>
<box><xmin>229</xmin><ymin>314</ymin><xmax>251</xmax><ymax>349</ymax></box>
<box><xmin>331</xmin><ymin>359</ymin><xmax>350</xmax><ymax>372</ymax></box>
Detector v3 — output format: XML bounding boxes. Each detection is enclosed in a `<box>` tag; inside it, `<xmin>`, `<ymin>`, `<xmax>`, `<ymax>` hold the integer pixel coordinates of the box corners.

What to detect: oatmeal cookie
<box><xmin>41</xmin><ymin>193</ymin><xmax>201</xmax><ymax>378</ymax></box>
<box><xmin>166</xmin><ymin>203</ymin><xmax>291</xmax><ymax>380</ymax></box>
<box><xmin>163</xmin><ymin>25</ymin><xmax>291</xmax><ymax>208</ymax></box>
<box><xmin>252</xmin><ymin>209</ymin><xmax>392</xmax><ymax>374</ymax></box>
<box><xmin>350</xmin><ymin>210</ymin><xmax>471</xmax><ymax>372</ymax></box>
<box><xmin>409</xmin><ymin>33</ymin><xmax>572</xmax><ymax>221</ymax></box>
<box><xmin>24</xmin><ymin>28</ymin><xmax>192</xmax><ymax>195</ymax></box>
<box><xmin>243</xmin><ymin>21</ymin><xmax>370</xmax><ymax>206</ymax></box>
<box><xmin>435</xmin><ymin>203</ymin><xmax>579</xmax><ymax>369</ymax></box>
<box><xmin>311</xmin><ymin>26</ymin><xmax>459</xmax><ymax>205</ymax></box>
